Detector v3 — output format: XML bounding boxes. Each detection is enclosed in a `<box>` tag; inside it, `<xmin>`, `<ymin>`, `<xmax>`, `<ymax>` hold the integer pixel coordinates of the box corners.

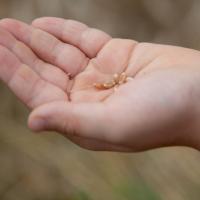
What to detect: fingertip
<box><xmin>0</xmin><ymin>18</ymin><xmax>19</xmax><ymax>28</ymax></box>
<box><xmin>28</xmin><ymin>103</ymin><xmax>54</xmax><ymax>132</ymax></box>
<box><xmin>32</xmin><ymin>17</ymin><xmax>47</xmax><ymax>26</ymax></box>
<box><xmin>0</xmin><ymin>18</ymin><xmax>12</xmax><ymax>24</ymax></box>
<box><xmin>81</xmin><ymin>28</ymin><xmax>112</xmax><ymax>58</ymax></box>
<box><xmin>28</xmin><ymin>100</ymin><xmax>67</xmax><ymax>129</ymax></box>
<box><xmin>28</xmin><ymin>116</ymin><xmax>45</xmax><ymax>132</ymax></box>
<box><xmin>32</xmin><ymin>17</ymin><xmax>61</xmax><ymax>27</ymax></box>
<box><xmin>0</xmin><ymin>18</ymin><xmax>29</xmax><ymax>40</ymax></box>
<box><xmin>28</xmin><ymin>107</ymin><xmax>43</xmax><ymax>132</ymax></box>
<box><xmin>28</xmin><ymin>103</ymin><xmax>49</xmax><ymax>132</ymax></box>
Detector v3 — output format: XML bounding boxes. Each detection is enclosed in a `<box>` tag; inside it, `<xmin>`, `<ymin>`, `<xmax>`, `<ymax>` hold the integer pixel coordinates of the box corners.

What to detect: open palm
<box><xmin>0</xmin><ymin>17</ymin><xmax>199</xmax><ymax>151</ymax></box>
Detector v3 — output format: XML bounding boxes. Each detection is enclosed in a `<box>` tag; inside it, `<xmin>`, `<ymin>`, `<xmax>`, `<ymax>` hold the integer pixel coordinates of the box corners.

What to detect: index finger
<box><xmin>32</xmin><ymin>17</ymin><xmax>111</xmax><ymax>58</ymax></box>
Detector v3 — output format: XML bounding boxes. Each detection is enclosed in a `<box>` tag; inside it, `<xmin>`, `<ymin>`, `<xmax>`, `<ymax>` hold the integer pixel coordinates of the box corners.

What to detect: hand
<box><xmin>0</xmin><ymin>17</ymin><xmax>200</xmax><ymax>152</ymax></box>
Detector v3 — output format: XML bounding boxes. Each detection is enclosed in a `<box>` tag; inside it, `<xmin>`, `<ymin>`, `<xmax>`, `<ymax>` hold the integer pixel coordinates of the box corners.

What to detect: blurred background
<box><xmin>0</xmin><ymin>0</ymin><xmax>200</xmax><ymax>199</ymax></box>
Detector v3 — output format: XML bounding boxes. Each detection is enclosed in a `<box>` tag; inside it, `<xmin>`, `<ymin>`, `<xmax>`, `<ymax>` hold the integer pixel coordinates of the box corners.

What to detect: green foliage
<box><xmin>72</xmin><ymin>190</ymin><xmax>92</xmax><ymax>200</ymax></box>
<box><xmin>115</xmin><ymin>180</ymin><xmax>161</xmax><ymax>200</ymax></box>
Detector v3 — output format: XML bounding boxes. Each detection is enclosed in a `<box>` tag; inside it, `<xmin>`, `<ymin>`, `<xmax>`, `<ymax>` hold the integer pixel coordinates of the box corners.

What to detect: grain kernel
<box><xmin>103</xmin><ymin>80</ymin><xmax>116</xmax><ymax>89</ymax></box>
<box><xmin>94</xmin><ymin>83</ymin><xmax>104</xmax><ymax>90</ymax></box>
<box><xmin>113</xmin><ymin>73</ymin><xmax>120</xmax><ymax>83</ymax></box>
<box><xmin>119</xmin><ymin>72</ymin><xmax>127</xmax><ymax>84</ymax></box>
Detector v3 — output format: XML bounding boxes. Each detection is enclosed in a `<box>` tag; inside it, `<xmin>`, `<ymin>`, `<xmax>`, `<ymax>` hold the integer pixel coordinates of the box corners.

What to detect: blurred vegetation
<box><xmin>1</xmin><ymin>0</ymin><xmax>200</xmax><ymax>199</ymax></box>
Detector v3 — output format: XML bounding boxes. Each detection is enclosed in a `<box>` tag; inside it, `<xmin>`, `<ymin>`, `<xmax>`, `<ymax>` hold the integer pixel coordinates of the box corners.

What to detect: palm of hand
<box><xmin>0</xmin><ymin>18</ymin><xmax>138</xmax><ymax>105</ymax></box>
<box><xmin>0</xmin><ymin>18</ymin><xmax>199</xmax><ymax>151</ymax></box>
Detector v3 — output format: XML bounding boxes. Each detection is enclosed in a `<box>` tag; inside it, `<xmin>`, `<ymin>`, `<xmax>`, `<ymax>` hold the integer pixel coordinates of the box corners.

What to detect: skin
<box><xmin>0</xmin><ymin>17</ymin><xmax>200</xmax><ymax>152</ymax></box>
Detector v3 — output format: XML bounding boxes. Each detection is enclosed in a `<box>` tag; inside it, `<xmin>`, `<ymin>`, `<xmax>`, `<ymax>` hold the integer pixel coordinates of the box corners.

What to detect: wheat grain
<box><xmin>94</xmin><ymin>72</ymin><xmax>133</xmax><ymax>90</ymax></box>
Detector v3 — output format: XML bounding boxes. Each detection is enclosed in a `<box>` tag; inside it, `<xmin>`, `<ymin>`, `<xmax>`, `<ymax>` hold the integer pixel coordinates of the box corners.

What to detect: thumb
<box><xmin>28</xmin><ymin>101</ymin><xmax>108</xmax><ymax>140</ymax></box>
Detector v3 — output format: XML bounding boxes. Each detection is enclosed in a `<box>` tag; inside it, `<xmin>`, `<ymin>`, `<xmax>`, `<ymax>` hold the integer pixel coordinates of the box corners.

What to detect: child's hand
<box><xmin>0</xmin><ymin>17</ymin><xmax>200</xmax><ymax>152</ymax></box>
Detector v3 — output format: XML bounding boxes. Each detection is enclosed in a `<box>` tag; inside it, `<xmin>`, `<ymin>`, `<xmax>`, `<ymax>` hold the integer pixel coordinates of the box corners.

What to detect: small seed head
<box><xmin>94</xmin><ymin>72</ymin><xmax>132</xmax><ymax>90</ymax></box>
<box><xmin>113</xmin><ymin>73</ymin><xmax>120</xmax><ymax>83</ymax></box>
<box><xmin>118</xmin><ymin>73</ymin><xmax>127</xmax><ymax>85</ymax></box>
<box><xmin>103</xmin><ymin>80</ymin><xmax>116</xmax><ymax>89</ymax></box>
<box><xmin>94</xmin><ymin>83</ymin><xmax>105</xmax><ymax>90</ymax></box>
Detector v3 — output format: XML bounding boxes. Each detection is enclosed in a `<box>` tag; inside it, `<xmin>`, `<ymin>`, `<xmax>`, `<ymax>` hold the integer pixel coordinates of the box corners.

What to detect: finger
<box><xmin>92</xmin><ymin>38</ymin><xmax>138</xmax><ymax>74</ymax></box>
<box><xmin>0</xmin><ymin>45</ymin><xmax>68</xmax><ymax>109</ymax></box>
<box><xmin>68</xmin><ymin>135</ymin><xmax>132</xmax><ymax>152</ymax></box>
<box><xmin>28</xmin><ymin>101</ymin><xmax>111</xmax><ymax>141</ymax></box>
<box><xmin>0</xmin><ymin>19</ymin><xmax>88</xmax><ymax>77</ymax></box>
<box><xmin>0</xmin><ymin>26</ymin><xmax>69</xmax><ymax>90</ymax></box>
<box><xmin>32</xmin><ymin>17</ymin><xmax>111</xmax><ymax>58</ymax></box>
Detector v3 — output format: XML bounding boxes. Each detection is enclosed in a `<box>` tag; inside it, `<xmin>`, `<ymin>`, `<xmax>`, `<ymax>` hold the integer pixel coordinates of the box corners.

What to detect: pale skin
<box><xmin>0</xmin><ymin>17</ymin><xmax>200</xmax><ymax>152</ymax></box>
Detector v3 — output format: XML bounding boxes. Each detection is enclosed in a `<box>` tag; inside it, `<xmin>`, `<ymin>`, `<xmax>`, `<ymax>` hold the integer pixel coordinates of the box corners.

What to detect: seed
<box><xmin>103</xmin><ymin>80</ymin><xmax>116</xmax><ymax>89</ymax></box>
<box><xmin>118</xmin><ymin>72</ymin><xmax>127</xmax><ymax>85</ymax></box>
<box><xmin>94</xmin><ymin>80</ymin><xmax>116</xmax><ymax>90</ymax></box>
<box><xmin>94</xmin><ymin>72</ymin><xmax>132</xmax><ymax>90</ymax></box>
<box><xmin>94</xmin><ymin>83</ymin><xmax>105</xmax><ymax>90</ymax></box>
<box><xmin>113</xmin><ymin>73</ymin><xmax>120</xmax><ymax>83</ymax></box>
